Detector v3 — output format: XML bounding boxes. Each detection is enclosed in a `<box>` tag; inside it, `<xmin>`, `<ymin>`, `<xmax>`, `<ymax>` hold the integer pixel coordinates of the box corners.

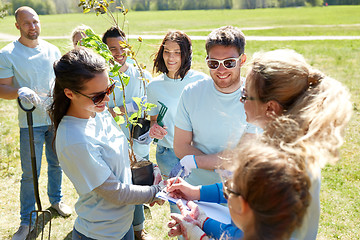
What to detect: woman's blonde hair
<box><xmin>247</xmin><ymin>49</ymin><xmax>352</xmax><ymax>169</ymax></box>
<box><xmin>71</xmin><ymin>25</ymin><xmax>92</xmax><ymax>47</ymax></box>
<box><xmin>224</xmin><ymin>140</ymin><xmax>311</xmax><ymax>240</ymax></box>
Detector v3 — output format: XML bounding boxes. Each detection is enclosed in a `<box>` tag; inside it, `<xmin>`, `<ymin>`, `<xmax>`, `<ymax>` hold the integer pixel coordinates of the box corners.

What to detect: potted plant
<box><xmin>78</xmin><ymin>0</ymin><xmax>156</xmax><ymax>185</ymax></box>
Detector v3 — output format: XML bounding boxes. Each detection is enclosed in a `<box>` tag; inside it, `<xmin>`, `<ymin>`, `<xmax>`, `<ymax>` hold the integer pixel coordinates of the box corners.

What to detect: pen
<box><xmin>169</xmin><ymin>167</ymin><xmax>183</xmax><ymax>190</ymax></box>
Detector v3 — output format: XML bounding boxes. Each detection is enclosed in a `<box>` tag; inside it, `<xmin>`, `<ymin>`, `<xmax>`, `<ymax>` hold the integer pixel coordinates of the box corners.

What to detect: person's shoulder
<box><xmin>148</xmin><ymin>73</ymin><xmax>165</xmax><ymax>86</ymax></box>
<box><xmin>187</xmin><ymin>69</ymin><xmax>210</xmax><ymax>79</ymax></box>
<box><xmin>39</xmin><ymin>39</ymin><xmax>60</xmax><ymax>52</ymax></box>
<box><xmin>184</xmin><ymin>76</ymin><xmax>212</xmax><ymax>91</ymax></box>
<box><xmin>0</xmin><ymin>41</ymin><xmax>16</xmax><ymax>54</ymax></box>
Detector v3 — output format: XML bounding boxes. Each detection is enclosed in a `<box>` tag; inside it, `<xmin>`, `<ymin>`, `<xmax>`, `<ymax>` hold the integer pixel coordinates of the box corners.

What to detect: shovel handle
<box><xmin>17</xmin><ymin>98</ymin><xmax>42</xmax><ymax>211</ymax></box>
<box><xmin>17</xmin><ymin>97</ymin><xmax>36</xmax><ymax>112</ymax></box>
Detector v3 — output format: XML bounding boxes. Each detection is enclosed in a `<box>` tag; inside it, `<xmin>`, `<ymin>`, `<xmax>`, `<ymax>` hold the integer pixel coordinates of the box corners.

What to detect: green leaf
<box><xmin>120</xmin><ymin>72</ymin><xmax>130</xmax><ymax>86</ymax></box>
<box><xmin>112</xmin><ymin>64</ymin><xmax>121</xmax><ymax>73</ymax></box>
<box><xmin>113</xmin><ymin>106</ymin><xmax>121</xmax><ymax>115</ymax></box>
<box><xmin>115</xmin><ymin>115</ymin><xmax>125</xmax><ymax>125</ymax></box>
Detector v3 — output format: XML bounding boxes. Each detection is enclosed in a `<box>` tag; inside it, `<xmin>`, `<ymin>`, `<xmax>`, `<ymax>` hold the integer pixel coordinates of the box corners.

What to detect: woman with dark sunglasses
<box><xmin>48</xmin><ymin>47</ymin><xmax>164</xmax><ymax>240</ymax></box>
<box><xmin>166</xmin><ymin>49</ymin><xmax>352</xmax><ymax>240</ymax></box>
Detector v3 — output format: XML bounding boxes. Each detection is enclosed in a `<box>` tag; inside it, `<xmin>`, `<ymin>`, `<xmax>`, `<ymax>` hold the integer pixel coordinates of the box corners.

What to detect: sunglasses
<box><xmin>206</xmin><ymin>54</ymin><xmax>242</xmax><ymax>70</ymax></box>
<box><xmin>73</xmin><ymin>83</ymin><xmax>115</xmax><ymax>105</ymax></box>
<box><xmin>223</xmin><ymin>179</ymin><xmax>241</xmax><ymax>200</ymax></box>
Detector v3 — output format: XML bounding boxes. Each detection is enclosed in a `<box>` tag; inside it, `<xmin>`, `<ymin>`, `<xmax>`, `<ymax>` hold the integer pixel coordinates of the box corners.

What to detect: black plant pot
<box><xmin>131</xmin><ymin>161</ymin><xmax>154</xmax><ymax>186</ymax></box>
<box><xmin>131</xmin><ymin>118</ymin><xmax>151</xmax><ymax>140</ymax></box>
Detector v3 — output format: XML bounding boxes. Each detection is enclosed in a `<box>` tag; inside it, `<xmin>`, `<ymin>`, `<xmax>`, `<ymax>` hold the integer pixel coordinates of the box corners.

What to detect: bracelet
<box><xmin>201</xmin><ymin>217</ymin><xmax>210</xmax><ymax>229</ymax></box>
<box><xmin>200</xmin><ymin>233</ymin><xmax>207</xmax><ymax>240</ymax></box>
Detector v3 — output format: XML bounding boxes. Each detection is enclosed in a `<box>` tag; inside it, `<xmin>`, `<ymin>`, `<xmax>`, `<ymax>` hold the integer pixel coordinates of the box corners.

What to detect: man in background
<box><xmin>0</xmin><ymin>6</ymin><xmax>71</xmax><ymax>240</ymax></box>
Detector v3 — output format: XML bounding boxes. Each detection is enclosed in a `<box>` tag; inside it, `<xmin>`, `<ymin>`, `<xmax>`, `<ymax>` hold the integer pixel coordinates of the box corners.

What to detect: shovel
<box><xmin>153</xmin><ymin>101</ymin><xmax>168</xmax><ymax>143</ymax></box>
<box><xmin>18</xmin><ymin>98</ymin><xmax>52</xmax><ymax>239</ymax></box>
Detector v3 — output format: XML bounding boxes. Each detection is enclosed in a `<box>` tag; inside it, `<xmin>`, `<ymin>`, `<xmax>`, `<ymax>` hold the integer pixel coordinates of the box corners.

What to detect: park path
<box><xmin>1</xmin><ymin>32</ymin><xmax>360</xmax><ymax>42</ymax></box>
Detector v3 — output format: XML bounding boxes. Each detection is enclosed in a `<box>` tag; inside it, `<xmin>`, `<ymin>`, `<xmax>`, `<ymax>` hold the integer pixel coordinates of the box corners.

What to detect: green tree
<box><xmin>11</xmin><ymin>0</ymin><xmax>56</xmax><ymax>14</ymax></box>
<box><xmin>0</xmin><ymin>1</ymin><xmax>11</xmax><ymax>18</ymax></box>
<box><xmin>182</xmin><ymin>0</ymin><xmax>197</xmax><ymax>9</ymax></box>
<box><xmin>306</xmin><ymin>0</ymin><xmax>323</xmax><ymax>5</ymax></box>
<box><xmin>224</xmin><ymin>0</ymin><xmax>233</xmax><ymax>8</ymax></box>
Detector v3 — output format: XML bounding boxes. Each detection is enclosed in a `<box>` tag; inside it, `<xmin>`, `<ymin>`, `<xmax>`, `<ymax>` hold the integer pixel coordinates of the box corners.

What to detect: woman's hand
<box><xmin>168</xmin><ymin>213</ymin><xmax>208</xmax><ymax>240</ymax></box>
<box><xmin>153</xmin><ymin>165</ymin><xmax>162</xmax><ymax>185</ymax></box>
<box><xmin>167</xmin><ymin>177</ymin><xmax>201</xmax><ymax>201</ymax></box>
<box><xmin>149</xmin><ymin>122</ymin><xmax>167</xmax><ymax>140</ymax></box>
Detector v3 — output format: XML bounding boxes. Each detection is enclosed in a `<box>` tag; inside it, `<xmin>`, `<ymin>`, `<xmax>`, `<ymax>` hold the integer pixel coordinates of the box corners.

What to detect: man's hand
<box><xmin>17</xmin><ymin>87</ymin><xmax>41</xmax><ymax>106</ymax></box>
<box><xmin>169</xmin><ymin>155</ymin><xmax>197</xmax><ymax>178</ymax></box>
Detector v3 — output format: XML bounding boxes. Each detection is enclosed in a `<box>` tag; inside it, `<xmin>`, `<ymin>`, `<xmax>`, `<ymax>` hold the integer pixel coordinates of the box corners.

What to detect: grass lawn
<box><xmin>1</xmin><ymin>6</ymin><xmax>360</xmax><ymax>239</ymax></box>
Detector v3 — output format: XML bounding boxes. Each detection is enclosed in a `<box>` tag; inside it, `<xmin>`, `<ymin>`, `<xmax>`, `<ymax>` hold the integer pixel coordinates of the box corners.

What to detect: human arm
<box><xmin>203</xmin><ymin>218</ymin><xmax>243</xmax><ymax>240</ymax></box>
<box><xmin>0</xmin><ymin>77</ymin><xmax>41</xmax><ymax>105</ymax></box>
<box><xmin>173</xmin><ymin>127</ymin><xmax>223</xmax><ymax>171</ymax></box>
<box><xmin>0</xmin><ymin>77</ymin><xmax>18</xmax><ymax>99</ymax></box>
<box><xmin>200</xmin><ymin>183</ymin><xmax>227</xmax><ymax>204</ymax></box>
<box><xmin>94</xmin><ymin>172</ymin><xmax>163</xmax><ymax>205</ymax></box>
<box><xmin>173</xmin><ymin>127</ymin><xmax>204</xmax><ymax>158</ymax></box>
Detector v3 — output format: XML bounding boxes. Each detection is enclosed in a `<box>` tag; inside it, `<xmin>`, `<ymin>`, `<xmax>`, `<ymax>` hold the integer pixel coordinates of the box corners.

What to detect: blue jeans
<box><xmin>155</xmin><ymin>145</ymin><xmax>180</xmax><ymax>179</ymax></box>
<box><xmin>133</xmin><ymin>205</ymin><xmax>145</xmax><ymax>231</ymax></box>
<box><xmin>72</xmin><ymin>226</ymin><xmax>134</xmax><ymax>240</ymax></box>
<box><xmin>155</xmin><ymin>145</ymin><xmax>183</xmax><ymax>239</ymax></box>
<box><xmin>132</xmin><ymin>154</ymin><xmax>148</xmax><ymax>232</ymax></box>
<box><xmin>19</xmin><ymin>126</ymin><xmax>62</xmax><ymax>225</ymax></box>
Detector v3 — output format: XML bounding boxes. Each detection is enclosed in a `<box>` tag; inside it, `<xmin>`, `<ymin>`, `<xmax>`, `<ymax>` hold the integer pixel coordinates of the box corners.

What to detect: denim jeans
<box><xmin>155</xmin><ymin>145</ymin><xmax>184</xmax><ymax>239</ymax></box>
<box><xmin>132</xmin><ymin>153</ymin><xmax>148</xmax><ymax>231</ymax></box>
<box><xmin>132</xmin><ymin>204</ymin><xmax>145</xmax><ymax>231</ymax></box>
<box><xmin>155</xmin><ymin>145</ymin><xmax>180</xmax><ymax>179</ymax></box>
<box><xmin>19</xmin><ymin>126</ymin><xmax>62</xmax><ymax>225</ymax></box>
<box><xmin>72</xmin><ymin>226</ymin><xmax>134</xmax><ymax>240</ymax></box>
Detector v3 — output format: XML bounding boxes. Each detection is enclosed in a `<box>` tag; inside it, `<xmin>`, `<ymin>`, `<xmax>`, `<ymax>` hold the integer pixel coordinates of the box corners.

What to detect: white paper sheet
<box><xmin>156</xmin><ymin>191</ymin><xmax>231</xmax><ymax>224</ymax></box>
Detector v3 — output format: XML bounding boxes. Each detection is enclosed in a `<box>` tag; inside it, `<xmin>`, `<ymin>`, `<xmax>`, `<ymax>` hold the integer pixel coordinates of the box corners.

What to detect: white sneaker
<box><xmin>51</xmin><ymin>201</ymin><xmax>72</xmax><ymax>217</ymax></box>
<box><xmin>12</xmin><ymin>225</ymin><xmax>31</xmax><ymax>240</ymax></box>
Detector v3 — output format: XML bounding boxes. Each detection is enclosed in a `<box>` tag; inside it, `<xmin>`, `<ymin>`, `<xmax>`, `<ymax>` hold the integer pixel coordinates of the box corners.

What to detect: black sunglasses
<box><xmin>206</xmin><ymin>54</ymin><xmax>242</xmax><ymax>70</ymax></box>
<box><xmin>223</xmin><ymin>179</ymin><xmax>241</xmax><ymax>200</ymax></box>
<box><xmin>73</xmin><ymin>83</ymin><xmax>115</xmax><ymax>105</ymax></box>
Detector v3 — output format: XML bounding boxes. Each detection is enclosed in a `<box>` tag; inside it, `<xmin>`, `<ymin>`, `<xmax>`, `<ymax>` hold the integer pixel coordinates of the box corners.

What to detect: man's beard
<box><xmin>26</xmin><ymin>32</ymin><xmax>39</xmax><ymax>40</ymax></box>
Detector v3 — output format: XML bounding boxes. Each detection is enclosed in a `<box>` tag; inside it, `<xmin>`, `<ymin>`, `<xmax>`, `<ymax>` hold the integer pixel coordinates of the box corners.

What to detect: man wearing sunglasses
<box><xmin>171</xmin><ymin>26</ymin><xmax>257</xmax><ymax>186</ymax></box>
<box><xmin>102</xmin><ymin>27</ymin><xmax>154</xmax><ymax>240</ymax></box>
<box><xmin>0</xmin><ymin>7</ymin><xmax>72</xmax><ymax>240</ymax></box>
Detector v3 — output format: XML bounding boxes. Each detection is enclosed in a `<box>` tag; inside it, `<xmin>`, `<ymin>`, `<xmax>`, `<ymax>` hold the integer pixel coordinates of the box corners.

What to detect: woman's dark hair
<box><xmin>48</xmin><ymin>47</ymin><xmax>107</xmax><ymax>133</ymax></box>
<box><xmin>153</xmin><ymin>30</ymin><xmax>192</xmax><ymax>80</ymax></box>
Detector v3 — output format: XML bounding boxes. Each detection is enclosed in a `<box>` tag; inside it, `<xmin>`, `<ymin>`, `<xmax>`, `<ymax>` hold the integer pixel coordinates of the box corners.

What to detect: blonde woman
<box><xmin>167</xmin><ymin>49</ymin><xmax>352</xmax><ymax>240</ymax></box>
